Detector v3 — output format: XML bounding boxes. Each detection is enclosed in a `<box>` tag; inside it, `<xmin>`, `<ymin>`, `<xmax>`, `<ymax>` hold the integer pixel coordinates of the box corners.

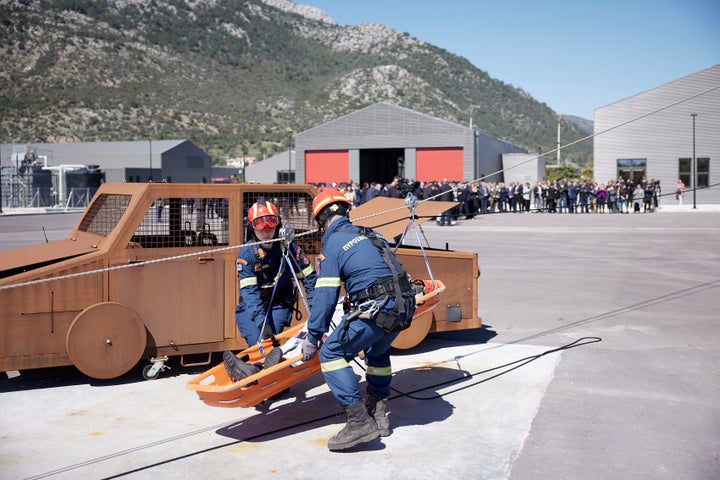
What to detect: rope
<box><xmin>3</xmin><ymin>83</ymin><xmax>717</xmax><ymax>292</ymax></box>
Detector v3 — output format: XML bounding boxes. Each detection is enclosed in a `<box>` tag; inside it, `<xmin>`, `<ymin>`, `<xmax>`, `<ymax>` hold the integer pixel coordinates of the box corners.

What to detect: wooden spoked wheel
<box><xmin>66</xmin><ymin>302</ymin><xmax>147</xmax><ymax>379</ymax></box>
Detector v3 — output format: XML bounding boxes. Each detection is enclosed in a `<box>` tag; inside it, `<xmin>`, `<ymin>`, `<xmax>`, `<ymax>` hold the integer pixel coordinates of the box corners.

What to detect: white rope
<box><xmin>3</xmin><ymin>83</ymin><xmax>717</xmax><ymax>292</ymax></box>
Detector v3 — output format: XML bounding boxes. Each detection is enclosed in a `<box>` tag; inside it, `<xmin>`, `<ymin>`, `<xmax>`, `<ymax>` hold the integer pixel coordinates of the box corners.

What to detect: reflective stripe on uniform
<box><xmin>316</xmin><ymin>277</ymin><xmax>341</xmax><ymax>288</ymax></box>
<box><xmin>321</xmin><ymin>358</ymin><xmax>349</xmax><ymax>373</ymax></box>
<box><xmin>240</xmin><ymin>277</ymin><xmax>258</xmax><ymax>288</ymax></box>
<box><xmin>366</xmin><ymin>365</ymin><xmax>392</xmax><ymax>377</ymax></box>
<box><xmin>297</xmin><ymin>264</ymin><xmax>314</xmax><ymax>279</ymax></box>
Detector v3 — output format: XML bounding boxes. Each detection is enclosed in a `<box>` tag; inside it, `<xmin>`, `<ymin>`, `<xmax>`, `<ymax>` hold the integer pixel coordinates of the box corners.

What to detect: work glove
<box><xmin>301</xmin><ymin>336</ymin><xmax>319</xmax><ymax>362</ymax></box>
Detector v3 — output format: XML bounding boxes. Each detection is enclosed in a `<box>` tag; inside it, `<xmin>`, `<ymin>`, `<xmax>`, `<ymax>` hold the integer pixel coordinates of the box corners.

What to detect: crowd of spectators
<box><xmin>311</xmin><ymin>176</ymin><xmax>666</xmax><ymax>225</ymax></box>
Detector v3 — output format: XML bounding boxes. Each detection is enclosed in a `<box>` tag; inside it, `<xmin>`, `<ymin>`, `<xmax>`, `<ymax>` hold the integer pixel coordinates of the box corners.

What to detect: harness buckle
<box><xmin>346</xmin><ymin>297</ymin><xmax>384</xmax><ymax>321</ymax></box>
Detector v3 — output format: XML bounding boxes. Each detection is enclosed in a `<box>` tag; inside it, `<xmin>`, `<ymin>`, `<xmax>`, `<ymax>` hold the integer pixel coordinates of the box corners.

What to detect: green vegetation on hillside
<box><xmin>0</xmin><ymin>0</ymin><xmax>592</xmax><ymax>167</ymax></box>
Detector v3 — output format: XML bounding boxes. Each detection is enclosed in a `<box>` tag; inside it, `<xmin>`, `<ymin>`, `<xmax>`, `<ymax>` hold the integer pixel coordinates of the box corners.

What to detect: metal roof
<box><xmin>1</xmin><ymin>140</ymin><xmax>188</xmax><ymax>169</ymax></box>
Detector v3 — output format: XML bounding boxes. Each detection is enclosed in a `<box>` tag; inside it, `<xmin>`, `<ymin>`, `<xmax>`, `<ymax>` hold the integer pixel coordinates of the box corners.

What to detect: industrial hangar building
<box><xmin>1</xmin><ymin>139</ymin><xmax>212</xmax><ymax>184</ymax></box>
<box><xmin>294</xmin><ymin>102</ymin><xmax>527</xmax><ymax>186</ymax></box>
<box><xmin>2</xmin><ymin>103</ymin><xmax>532</xmax><ymax>209</ymax></box>
<box><xmin>0</xmin><ymin>140</ymin><xmax>212</xmax><ymax>206</ymax></box>
<box><xmin>594</xmin><ymin>64</ymin><xmax>720</xmax><ymax>204</ymax></box>
<box><xmin>246</xmin><ymin>102</ymin><xmax>531</xmax><ymax>186</ymax></box>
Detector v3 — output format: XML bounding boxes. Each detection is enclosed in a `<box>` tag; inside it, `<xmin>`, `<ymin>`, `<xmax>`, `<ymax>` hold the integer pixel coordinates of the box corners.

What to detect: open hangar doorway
<box><xmin>359</xmin><ymin>148</ymin><xmax>404</xmax><ymax>185</ymax></box>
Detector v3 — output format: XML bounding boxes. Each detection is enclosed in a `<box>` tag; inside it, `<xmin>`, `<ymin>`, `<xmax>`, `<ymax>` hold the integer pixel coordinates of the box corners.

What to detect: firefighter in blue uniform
<box><xmin>223</xmin><ymin>198</ymin><xmax>316</xmax><ymax>382</ymax></box>
<box><xmin>301</xmin><ymin>188</ymin><xmax>416</xmax><ymax>451</ymax></box>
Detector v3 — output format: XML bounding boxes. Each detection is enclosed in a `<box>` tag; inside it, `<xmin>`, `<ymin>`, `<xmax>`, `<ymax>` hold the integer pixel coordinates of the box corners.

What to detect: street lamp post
<box><xmin>468</xmin><ymin>105</ymin><xmax>480</xmax><ymax>129</ymax></box>
<box><xmin>288</xmin><ymin>132</ymin><xmax>293</xmax><ymax>184</ymax></box>
<box><xmin>149</xmin><ymin>138</ymin><xmax>153</xmax><ymax>182</ymax></box>
<box><xmin>691</xmin><ymin>114</ymin><xmax>697</xmax><ymax>209</ymax></box>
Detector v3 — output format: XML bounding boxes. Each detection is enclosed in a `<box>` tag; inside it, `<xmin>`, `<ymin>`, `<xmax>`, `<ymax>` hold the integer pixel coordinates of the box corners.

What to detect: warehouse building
<box><xmin>0</xmin><ymin>139</ymin><xmax>212</xmax><ymax>206</ymax></box>
<box><xmin>293</xmin><ymin>102</ymin><xmax>527</xmax><ymax>186</ymax></box>
<box><xmin>594</xmin><ymin>64</ymin><xmax>720</xmax><ymax>204</ymax></box>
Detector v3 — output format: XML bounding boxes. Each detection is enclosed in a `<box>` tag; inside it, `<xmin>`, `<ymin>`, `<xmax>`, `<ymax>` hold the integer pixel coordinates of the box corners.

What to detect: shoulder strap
<box><xmin>356</xmin><ymin>227</ymin><xmax>409</xmax><ymax>315</ymax></box>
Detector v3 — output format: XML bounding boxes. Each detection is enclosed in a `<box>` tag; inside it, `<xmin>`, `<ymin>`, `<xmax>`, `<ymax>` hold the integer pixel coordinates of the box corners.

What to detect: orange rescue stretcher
<box><xmin>186</xmin><ymin>279</ymin><xmax>445</xmax><ymax>408</ymax></box>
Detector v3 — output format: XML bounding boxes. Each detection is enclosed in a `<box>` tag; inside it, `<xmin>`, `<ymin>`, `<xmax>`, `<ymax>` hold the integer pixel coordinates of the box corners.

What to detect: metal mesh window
<box><xmin>78</xmin><ymin>194</ymin><xmax>131</xmax><ymax>236</ymax></box>
<box><xmin>131</xmin><ymin>197</ymin><xmax>229</xmax><ymax>248</ymax></box>
<box><xmin>242</xmin><ymin>191</ymin><xmax>321</xmax><ymax>254</ymax></box>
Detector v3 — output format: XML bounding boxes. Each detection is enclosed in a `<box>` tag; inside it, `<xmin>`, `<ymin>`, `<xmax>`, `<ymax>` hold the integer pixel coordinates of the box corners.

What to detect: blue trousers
<box><xmin>319</xmin><ymin>315</ymin><xmax>400</xmax><ymax>406</ymax></box>
<box><xmin>235</xmin><ymin>303</ymin><xmax>292</xmax><ymax>346</ymax></box>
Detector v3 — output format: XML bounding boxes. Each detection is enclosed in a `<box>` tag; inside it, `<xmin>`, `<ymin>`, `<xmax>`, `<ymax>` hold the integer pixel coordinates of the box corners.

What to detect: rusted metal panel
<box><xmin>350</xmin><ymin>196</ymin><xmax>458</xmax><ymax>240</ymax></box>
<box><xmin>0</xmin><ymin>182</ymin><xmax>481</xmax><ymax>379</ymax></box>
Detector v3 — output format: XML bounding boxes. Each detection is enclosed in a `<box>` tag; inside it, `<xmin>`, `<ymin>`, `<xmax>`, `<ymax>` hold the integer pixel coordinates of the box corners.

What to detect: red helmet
<box><xmin>312</xmin><ymin>188</ymin><xmax>351</xmax><ymax>220</ymax></box>
<box><xmin>247</xmin><ymin>199</ymin><xmax>280</xmax><ymax>231</ymax></box>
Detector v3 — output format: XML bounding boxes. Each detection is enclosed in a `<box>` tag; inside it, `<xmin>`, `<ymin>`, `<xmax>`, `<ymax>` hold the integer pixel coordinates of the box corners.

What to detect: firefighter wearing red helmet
<box><xmin>302</xmin><ymin>188</ymin><xmax>416</xmax><ymax>451</ymax></box>
<box><xmin>223</xmin><ymin>197</ymin><xmax>316</xmax><ymax>382</ymax></box>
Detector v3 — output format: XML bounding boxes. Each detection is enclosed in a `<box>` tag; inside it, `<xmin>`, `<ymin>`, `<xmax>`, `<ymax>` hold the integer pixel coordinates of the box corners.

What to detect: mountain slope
<box><xmin>0</xmin><ymin>0</ymin><xmax>592</xmax><ymax>166</ymax></box>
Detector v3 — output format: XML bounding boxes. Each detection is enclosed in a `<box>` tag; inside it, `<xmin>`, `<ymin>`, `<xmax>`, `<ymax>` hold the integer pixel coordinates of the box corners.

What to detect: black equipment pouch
<box><xmin>259</xmin><ymin>284</ymin><xmax>274</xmax><ymax>308</ymax></box>
<box><xmin>373</xmin><ymin>291</ymin><xmax>416</xmax><ymax>333</ymax></box>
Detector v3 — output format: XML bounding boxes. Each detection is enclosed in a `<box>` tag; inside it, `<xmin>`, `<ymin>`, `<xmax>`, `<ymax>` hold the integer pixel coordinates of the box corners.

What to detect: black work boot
<box><xmin>223</xmin><ymin>351</ymin><xmax>260</xmax><ymax>383</ymax></box>
<box><xmin>328</xmin><ymin>400</ymin><xmax>380</xmax><ymax>451</ymax></box>
<box><xmin>263</xmin><ymin>347</ymin><xmax>283</xmax><ymax>369</ymax></box>
<box><xmin>366</xmin><ymin>396</ymin><xmax>390</xmax><ymax>436</ymax></box>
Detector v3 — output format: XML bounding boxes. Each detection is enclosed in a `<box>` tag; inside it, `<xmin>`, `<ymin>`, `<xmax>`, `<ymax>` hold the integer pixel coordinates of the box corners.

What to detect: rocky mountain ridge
<box><xmin>0</xmin><ymin>0</ymin><xmax>592</xmax><ymax>165</ymax></box>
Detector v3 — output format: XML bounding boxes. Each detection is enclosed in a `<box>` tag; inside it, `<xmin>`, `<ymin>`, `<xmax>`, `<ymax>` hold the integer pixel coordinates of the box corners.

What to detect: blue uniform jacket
<box><xmin>236</xmin><ymin>240</ymin><xmax>316</xmax><ymax>328</ymax></box>
<box><xmin>307</xmin><ymin>217</ymin><xmax>395</xmax><ymax>343</ymax></box>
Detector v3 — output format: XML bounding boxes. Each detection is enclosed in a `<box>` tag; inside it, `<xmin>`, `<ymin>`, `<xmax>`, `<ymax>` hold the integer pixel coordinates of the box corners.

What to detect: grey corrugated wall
<box><xmin>594</xmin><ymin>65</ymin><xmax>720</xmax><ymax>204</ymax></box>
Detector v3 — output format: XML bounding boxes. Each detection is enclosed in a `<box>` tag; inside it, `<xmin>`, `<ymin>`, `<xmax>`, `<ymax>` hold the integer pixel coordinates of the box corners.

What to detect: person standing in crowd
<box><xmin>621</xmin><ymin>181</ymin><xmax>630</xmax><ymax>213</ymax></box>
<box><xmin>377</xmin><ymin>182</ymin><xmax>387</xmax><ymax>197</ymax></box>
<box><xmin>352</xmin><ymin>182</ymin><xmax>363</xmax><ymax>208</ymax></box>
<box><xmin>223</xmin><ymin>198</ymin><xmax>317</xmax><ymax>382</ymax></box>
<box><xmin>507</xmin><ymin>182</ymin><xmax>517</xmax><ymax>212</ymax></box>
<box><xmin>633</xmin><ymin>183</ymin><xmax>644</xmax><ymax>213</ymax></box>
<box><xmin>533</xmin><ymin>181</ymin><xmax>544</xmax><ymax>212</ymax></box>
<box><xmin>301</xmin><ymin>189</ymin><xmax>416</xmax><ymax>451</ymax></box>
<box><xmin>343</xmin><ymin>182</ymin><xmax>356</xmax><ymax>207</ymax></box>
<box><xmin>450</xmin><ymin>181</ymin><xmax>461</xmax><ymax>223</ymax></box>
<box><xmin>385</xmin><ymin>176</ymin><xmax>401</xmax><ymax>198</ymax></box>
<box><xmin>437</xmin><ymin>178</ymin><xmax>454</xmax><ymax>225</ymax></box>
<box><xmin>423</xmin><ymin>180</ymin><xmax>436</xmax><ymax>201</ymax></box>
<box><xmin>545</xmin><ymin>182</ymin><xmax>558</xmax><ymax>213</ymax></box>
<box><xmin>568</xmin><ymin>181</ymin><xmax>578</xmax><ymax>213</ymax></box>
<box><xmin>522</xmin><ymin>182</ymin><xmax>531</xmax><ymax>213</ymax></box>
<box><xmin>676</xmin><ymin>179</ymin><xmax>685</xmax><ymax>205</ymax></box>
<box><xmin>578</xmin><ymin>181</ymin><xmax>590</xmax><ymax>213</ymax></box>
<box><xmin>557</xmin><ymin>180</ymin><xmax>568</xmax><ymax>213</ymax></box>
<box><xmin>479</xmin><ymin>182</ymin><xmax>490</xmax><ymax>214</ymax></box>
<box><xmin>595</xmin><ymin>183</ymin><xmax>607</xmax><ymax>213</ymax></box>
<box><xmin>463</xmin><ymin>182</ymin><xmax>478</xmax><ymax>219</ymax></box>
<box><xmin>643</xmin><ymin>181</ymin><xmax>655</xmax><ymax>212</ymax></box>
<box><xmin>498</xmin><ymin>182</ymin><xmax>509</xmax><ymax>213</ymax></box>
<box><xmin>363</xmin><ymin>182</ymin><xmax>379</xmax><ymax>204</ymax></box>
<box><xmin>488</xmin><ymin>182</ymin><xmax>499</xmax><ymax>212</ymax></box>
<box><xmin>607</xmin><ymin>182</ymin><xmax>618</xmax><ymax>213</ymax></box>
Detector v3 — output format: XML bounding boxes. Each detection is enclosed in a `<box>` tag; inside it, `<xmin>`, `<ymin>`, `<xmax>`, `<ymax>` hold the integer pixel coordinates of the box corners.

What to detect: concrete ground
<box><xmin>1</xmin><ymin>206</ymin><xmax>719</xmax><ymax>479</ymax></box>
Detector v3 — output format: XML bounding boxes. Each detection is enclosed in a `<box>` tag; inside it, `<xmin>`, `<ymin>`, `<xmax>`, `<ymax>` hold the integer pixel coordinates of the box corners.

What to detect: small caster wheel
<box><xmin>142</xmin><ymin>364</ymin><xmax>160</xmax><ymax>380</ymax></box>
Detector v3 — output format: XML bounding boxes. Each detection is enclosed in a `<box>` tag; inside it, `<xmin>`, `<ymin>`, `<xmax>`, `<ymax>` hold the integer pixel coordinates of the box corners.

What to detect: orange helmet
<box><xmin>247</xmin><ymin>198</ymin><xmax>280</xmax><ymax>231</ymax></box>
<box><xmin>312</xmin><ymin>188</ymin><xmax>351</xmax><ymax>220</ymax></box>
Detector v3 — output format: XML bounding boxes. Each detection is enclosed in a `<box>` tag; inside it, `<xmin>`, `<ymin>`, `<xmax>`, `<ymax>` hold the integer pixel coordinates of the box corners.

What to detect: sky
<box><xmin>299</xmin><ymin>0</ymin><xmax>719</xmax><ymax>120</ymax></box>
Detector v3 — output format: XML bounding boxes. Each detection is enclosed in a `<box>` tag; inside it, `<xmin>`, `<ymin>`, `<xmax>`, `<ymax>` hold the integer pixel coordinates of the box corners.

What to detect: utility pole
<box><xmin>556</xmin><ymin>116</ymin><xmax>561</xmax><ymax>167</ymax></box>
<box><xmin>469</xmin><ymin>105</ymin><xmax>480</xmax><ymax>130</ymax></box>
<box><xmin>149</xmin><ymin>137</ymin><xmax>153</xmax><ymax>182</ymax></box>
<box><xmin>288</xmin><ymin>132</ymin><xmax>292</xmax><ymax>184</ymax></box>
<box><xmin>691</xmin><ymin>113</ymin><xmax>697</xmax><ymax>209</ymax></box>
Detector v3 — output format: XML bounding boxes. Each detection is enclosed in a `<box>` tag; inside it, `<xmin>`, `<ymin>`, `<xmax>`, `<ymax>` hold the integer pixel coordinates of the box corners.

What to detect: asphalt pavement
<box><xmin>1</xmin><ymin>206</ymin><xmax>719</xmax><ymax>480</ymax></box>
